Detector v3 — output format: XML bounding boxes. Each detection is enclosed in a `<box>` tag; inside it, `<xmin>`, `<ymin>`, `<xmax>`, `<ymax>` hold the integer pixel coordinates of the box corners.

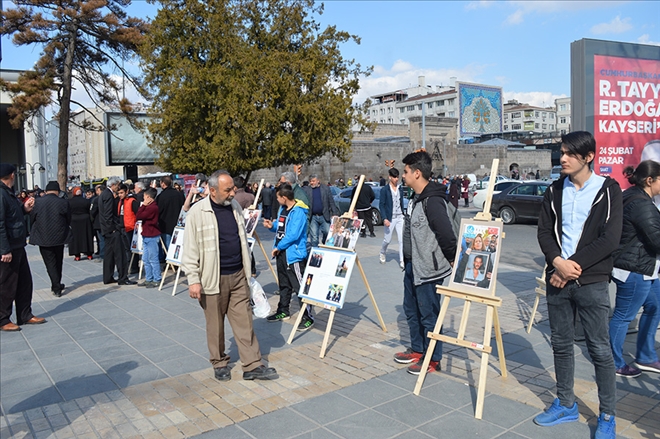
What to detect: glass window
<box><xmin>560</xmin><ymin>117</ymin><xmax>566</xmax><ymax>124</ymax></box>
<box><xmin>400</xmin><ymin>108</ymin><xmax>405</xmax><ymax>113</ymax></box>
<box><xmin>427</xmin><ymin>102</ymin><xmax>433</xmax><ymax>108</ymax></box>
<box><xmin>504</xmin><ymin>125</ymin><xmax>508</xmax><ymax>130</ymax></box>
<box><xmin>559</xmin><ymin>104</ymin><xmax>566</xmax><ymax>111</ymax></box>
<box><xmin>542</xmin><ymin>124</ymin><xmax>547</xmax><ymax>129</ymax></box>
<box><xmin>418</xmin><ymin>104</ymin><xmax>422</xmax><ymax>110</ymax></box>
<box><xmin>535</xmin><ymin>123</ymin><xmax>539</xmax><ymax>128</ymax></box>
<box><xmin>535</xmin><ymin>111</ymin><xmax>540</xmax><ymax>117</ymax></box>
<box><xmin>512</xmin><ymin>123</ymin><xmax>522</xmax><ymax>130</ymax></box>
<box><xmin>512</xmin><ymin>185</ymin><xmax>535</xmax><ymax>196</ymax></box>
<box><xmin>448</xmin><ymin>111</ymin><xmax>455</xmax><ymax>117</ymax></box>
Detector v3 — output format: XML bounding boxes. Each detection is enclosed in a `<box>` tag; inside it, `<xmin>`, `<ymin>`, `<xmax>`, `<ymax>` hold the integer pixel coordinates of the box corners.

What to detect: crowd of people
<box><xmin>1</xmin><ymin>130</ymin><xmax>659</xmax><ymax>439</ymax></box>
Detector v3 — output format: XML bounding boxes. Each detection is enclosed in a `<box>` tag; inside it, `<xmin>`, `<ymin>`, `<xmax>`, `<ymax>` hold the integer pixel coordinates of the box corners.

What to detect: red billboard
<box><xmin>594</xmin><ymin>54</ymin><xmax>660</xmax><ymax>188</ymax></box>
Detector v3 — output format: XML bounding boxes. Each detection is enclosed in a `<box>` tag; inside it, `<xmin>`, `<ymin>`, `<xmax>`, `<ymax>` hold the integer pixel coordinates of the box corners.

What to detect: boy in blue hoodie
<box><xmin>263</xmin><ymin>184</ymin><xmax>314</xmax><ymax>331</ymax></box>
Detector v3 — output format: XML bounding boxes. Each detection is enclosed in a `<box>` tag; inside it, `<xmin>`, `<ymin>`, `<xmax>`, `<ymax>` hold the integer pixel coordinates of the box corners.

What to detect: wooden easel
<box><xmin>527</xmin><ymin>266</ymin><xmax>547</xmax><ymax>333</ymax></box>
<box><xmin>128</xmin><ymin>253</ymin><xmax>144</xmax><ymax>280</ymax></box>
<box><xmin>158</xmin><ymin>236</ymin><xmax>182</xmax><ymax>296</ymax></box>
<box><xmin>287</xmin><ymin>175</ymin><xmax>387</xmax><ymax>358</ymax></box>
<box><xmin>413</xmin><ymin>159</ymin><xmax>508</xmax><ymax>420</ymax></box>
<box><xmin>247</xmin><ymin>179</ymin><xmax>277</xmax><ymax>282</ymax></box>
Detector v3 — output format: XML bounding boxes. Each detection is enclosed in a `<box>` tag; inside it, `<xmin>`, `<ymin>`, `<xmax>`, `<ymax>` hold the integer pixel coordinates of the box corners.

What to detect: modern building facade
<box><xmin>0</xmin><ymin>69</ymin><xmax>53</xmax><ymax>191</ymax></box>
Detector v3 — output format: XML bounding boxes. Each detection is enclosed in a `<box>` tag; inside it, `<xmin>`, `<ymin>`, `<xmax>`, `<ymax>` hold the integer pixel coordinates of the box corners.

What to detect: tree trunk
<box><xmin>57</xmin><ymin>26</ymin><xmax>78</xmax><ymax>191</ymax></box>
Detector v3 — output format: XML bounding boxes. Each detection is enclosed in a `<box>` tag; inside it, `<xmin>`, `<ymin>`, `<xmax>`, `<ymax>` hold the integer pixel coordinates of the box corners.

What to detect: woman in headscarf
<box><xmin>68</xmin><ymin>187</ymin><xmax>95</xmax><ymax>260</ymax></box>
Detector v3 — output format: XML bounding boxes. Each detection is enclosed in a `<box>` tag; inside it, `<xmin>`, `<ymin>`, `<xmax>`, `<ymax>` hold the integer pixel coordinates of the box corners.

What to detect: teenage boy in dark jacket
<box><xmin>535</xmin><ymin>131</ymin><xmax>621</xmax><ymax>439</ymax></box>
<box><xmin>393</xmin><ymin>151</ymin><xmax>457</xmax><ymax>375</ymax></box>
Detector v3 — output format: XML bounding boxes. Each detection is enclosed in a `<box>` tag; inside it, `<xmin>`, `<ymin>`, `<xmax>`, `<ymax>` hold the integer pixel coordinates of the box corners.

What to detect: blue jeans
<box><xmin>159</xmin><ymin>233</ymin><xmax>172</xmax><ymax>262</ymax></box>
<box><xmin>309</xmin><ymin>215</ymin><xmax>329</xmax><ymax>247</ymax></box>
<box><xmin>546</xmin><ymin>280</ymin><xmax>616</xmax><ymax>415</ymax></box>
<box><xmin>142</xmin><ymin>236</ymin><xmax>162</xmax><ymax>282</ymax></box>
<box><xmin>403</xmin><ymin>260</ymin><xmax>443</xmax><ymax>362</ymax></box>
<box><xmin>609</xmin><ymin>274</ymin><xmax>660</xmax><ymax>368</ymax></box>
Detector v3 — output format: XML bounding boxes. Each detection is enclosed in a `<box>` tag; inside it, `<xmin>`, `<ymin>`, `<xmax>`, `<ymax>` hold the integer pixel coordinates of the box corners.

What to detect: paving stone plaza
<box><xmin>1</xmin><ymin>223</ymin><xmax>659</xmax><ymax>439</ymax></box>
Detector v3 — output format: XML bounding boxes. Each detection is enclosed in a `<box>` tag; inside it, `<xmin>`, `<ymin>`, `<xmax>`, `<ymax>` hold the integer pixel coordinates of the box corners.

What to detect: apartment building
<box><xmin>503</xmin><ymin>100</ymin><xmax>557</xmax><ymax>134</ymax></box>
<box><xmin>365</xmin><ymin>76</ymin><xmax>457</xmax><ymax>125</ymax></box>
<box><xmin>555</xmin><ymin>97</ymin><xmax>571</xmax><ymax>134</ymax></box>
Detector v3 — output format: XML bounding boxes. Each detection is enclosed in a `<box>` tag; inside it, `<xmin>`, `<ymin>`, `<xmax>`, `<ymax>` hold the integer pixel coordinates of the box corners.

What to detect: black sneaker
<box><xmin>243</xmin><ymin>365</ymin><xmax>277</xmax><ymax>380</ymax></box>
<box><xmin>369</xmin><ymin>232</ymin><xmax>376</xmax><ymax>238</ymax></box>
<box><xmin>267</xmin><ymin>312</ymin><xmax>290</xmax><ymax>322</ymax></box>
<box><xmin>214</xmin><ymin>366</ymin><xmax>231</xmax><ymax>381</ymax></box>
<box><xmin>146</xmin><ymin>281</ymin><xmax>158</xmax><ymax>289</ymax></box>
<box><xmin>297</xmin><ymin>317</ymin><xmax>314</xmax><ymax>332</ymax></box>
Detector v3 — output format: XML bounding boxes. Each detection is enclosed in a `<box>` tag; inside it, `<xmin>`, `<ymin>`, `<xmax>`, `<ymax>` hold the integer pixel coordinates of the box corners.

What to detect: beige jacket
<box><xmin>182</xmin><ymin>197</ymin><xmax>252</xmax><ymax>295</ymax></box>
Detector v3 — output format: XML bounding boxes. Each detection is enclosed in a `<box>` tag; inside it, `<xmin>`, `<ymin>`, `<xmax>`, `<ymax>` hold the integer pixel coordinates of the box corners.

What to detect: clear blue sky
<box><xmin>2</xmin><ymin>0</ymin><xmax>658</xmax><ymax>107</ymax></box>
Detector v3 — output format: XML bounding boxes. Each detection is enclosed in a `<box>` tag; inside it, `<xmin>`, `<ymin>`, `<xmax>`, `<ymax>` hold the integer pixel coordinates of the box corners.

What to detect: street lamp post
<box><xmin>19</xmin><ymin>162</ymin><xmax>46</xmax><ymax>190</ymax></box>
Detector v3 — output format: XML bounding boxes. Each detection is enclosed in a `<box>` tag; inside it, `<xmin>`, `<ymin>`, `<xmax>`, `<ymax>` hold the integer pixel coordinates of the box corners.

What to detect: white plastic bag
<box><xmin>249</xmin><ymin>277</ymin><xmax>271</xmax><ymax>318</ymax></box>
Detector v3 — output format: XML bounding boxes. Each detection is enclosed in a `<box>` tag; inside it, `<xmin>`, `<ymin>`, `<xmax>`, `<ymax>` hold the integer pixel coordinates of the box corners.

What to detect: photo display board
<box><xmin>324</xmin><ymin>216</ymin><xmax>363</xmax><ymax>250</ymax></box>
<box><xmin>130</xmin><ymin>221</ymin><xmax>143</xmax><ymax>254</ymax></box>
<box><xmin>448</xmin><ymin>219</ymin><xmax>503</xmax><ymax>297</ymax></box>
<box><xmin>166</xmin><ymin>226</ymin><xmax>185</xmax><ymax>265</ymax></box>
<box><xmin>298</xmin><ymin>247</ymin><xmax>357</xmax><ymax>309</ymax></box>
<box><xmin>243</xmin><ymin>209</ymin><xmax>262</xmax><ymax>238</ymax></box>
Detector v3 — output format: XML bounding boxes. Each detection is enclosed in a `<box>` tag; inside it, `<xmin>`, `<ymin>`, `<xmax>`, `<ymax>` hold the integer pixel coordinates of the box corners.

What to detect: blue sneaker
<box><xmin>533</xmin><ymin>398</ymin><xmax>579</xmax><ymax>426</ymax></box>
<box><xmin>595</xmin><ymin>413</ymin><xmax>616</xmax><ymax>439</ymax></box>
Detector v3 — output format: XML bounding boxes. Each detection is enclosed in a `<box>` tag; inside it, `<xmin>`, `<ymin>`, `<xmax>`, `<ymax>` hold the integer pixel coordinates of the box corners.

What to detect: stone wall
<box><xmin>249</xmin><ymin>141</ymin><xmax>413</xmax><ymax>184</ymax></box>
<box><xmin>247</xmin><ymin>116</ymin><xmax>552</xmax><ymax>184</ymax></box>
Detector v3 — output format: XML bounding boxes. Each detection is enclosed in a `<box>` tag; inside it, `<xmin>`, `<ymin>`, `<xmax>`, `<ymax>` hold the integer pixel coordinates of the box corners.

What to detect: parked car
<box><xmin>479</xmin><ymin>174</ymin><xmax>510</xmax><ymax>189</ymax></box>
<box><xmin>334</xmin><ymin>186</ymin><xmax>383</xmax><ymax>225</ymax></box>
<box><xmin>550</xmin><ymin>165</ymin><xmax>563</xmax><ymax>180</ymax></box>
<box><xmin>490</xmin><ymin>181</ymin><xmax>550</xmax><ymax>224</ymax></box>
<box><xmin>472</xmin><ymin>180</ymin><xmax>520</xmax><ymax>210</ymax></box>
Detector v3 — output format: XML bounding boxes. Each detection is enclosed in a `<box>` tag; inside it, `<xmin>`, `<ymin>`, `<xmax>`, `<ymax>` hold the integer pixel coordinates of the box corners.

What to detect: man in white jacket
<box><xmin>183</xmin><ymin>170</ymin><xmax>276</xmax><ymax>382</ymax></box>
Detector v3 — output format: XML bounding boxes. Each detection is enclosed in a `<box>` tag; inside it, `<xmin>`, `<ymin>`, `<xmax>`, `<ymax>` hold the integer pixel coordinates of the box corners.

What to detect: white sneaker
<box><xmin>379</xmin><ymin>253</ymin><xmax>386</xmax><ymax>264</ymax></box>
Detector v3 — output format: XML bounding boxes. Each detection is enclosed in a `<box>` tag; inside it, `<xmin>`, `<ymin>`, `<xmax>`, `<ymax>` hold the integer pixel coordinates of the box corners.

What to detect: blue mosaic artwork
<box><xmin>458</xmin><ymin>83</ymin><xmax>503</xmax><ymax>136</ymax></box>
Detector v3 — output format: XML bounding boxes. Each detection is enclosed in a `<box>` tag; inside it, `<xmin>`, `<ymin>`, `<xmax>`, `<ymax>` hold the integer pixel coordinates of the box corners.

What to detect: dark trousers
<box><xmin>275</xmin><ymin>251</ymin><xmax>311</xmax><ymax>319</ymax></box>
<box><xmin>95</xmin><ymin>229</ymin><xmax>104</xmax><ymax>257</ymax></box>
<box><xmin>0</xmin><ymin>247</ymin><xmax>35</xmax><ymax>326</ymax></box>
<box><xmin>103</xmin><ymin>231</ymin><xmax>128</xmax><ymax>283</ymax></box>
<box><xmin>357</xmin><ymin>208</ymin><xmax>374</xmax><ymax>234</ymax></box>
<box><xmin>546</xmin><ymin>280</ymin><xmax>616</xmax><ymax>415</ymax></box>
<box><xmin>39</xmin><ymin>245</ymin><xmax>64</xmax><ymax>293</ymax></box>
<box><xmin>403</xmin><ymin>259</ymin><xmax>443</xmax><ymax>362</ymax></box>
<box><xmin>121</xmin><ymin>229</ymin><xmax>139</xmax><ymax>273</ymax></box>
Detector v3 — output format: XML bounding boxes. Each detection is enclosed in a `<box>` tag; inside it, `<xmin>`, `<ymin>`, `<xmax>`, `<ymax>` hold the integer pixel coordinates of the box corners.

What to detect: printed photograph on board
<box><xmin>324</xmin><ymin>216</ymin><xmax>363</xmax><ymax>250</ymax></box>
<box><xmin>243</xmin><ymin>209</ymin><xmax>262</xmax><ymax>237</ymax></box>
<box><xmin>449</xmin><ymin>219</ymin><xmax>502</xmax><ymax>295</ymax></box>
<box><xmin>165</xmin><ymin>226</ymin><xmax>185</xmax><ymax>265</ymax></box>
<box><xmin>130</xmin><ymin>221</ymin><xmax>143</xmax><ymax>253</ymax></box>
<box><xmin>309</xmin><ymin>251</ymin><xmax>324</xmax><ymax>268</ymax></box>
<box><xmin>297</xmin><ymin>247</ymin><xmax>356</xmax><ymax>308</ymax></box>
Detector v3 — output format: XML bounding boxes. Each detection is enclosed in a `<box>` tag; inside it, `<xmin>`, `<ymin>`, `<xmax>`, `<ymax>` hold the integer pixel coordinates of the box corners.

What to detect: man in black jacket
<box><xmin>157</xmin><ymin>175</ymin><xmax>185</xmax><ymax>261</ymax></box>
<box><xmin>0</xmin><ymin>164</ymin><xmax>46</xmax><ymax>331</ymax></box>
<box><xmin>351</xmin><ymin>180</ymin><xmax>376</xmax><ymax>238</ymax></box>
<box><xmin>30</xmin><ymin>181</ymin><xmax>71</xmax><ymax>297</ymax></box>
<box><xmin>535</xmin><ymin>131</ymin><xmax>621</xmax><ymax>438</ymax></box>
<box><xmin>99</xmin><ymin>176</ymin><xmax>134</xmax><ymax>285</ymax></box>
<box><xmin>302</xmin><ymin>174</ymin><xmax>339</xmax><ymax>246</ymax></box>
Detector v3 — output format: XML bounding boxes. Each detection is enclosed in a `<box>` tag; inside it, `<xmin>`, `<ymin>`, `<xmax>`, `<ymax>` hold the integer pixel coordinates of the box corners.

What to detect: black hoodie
<box><xmin>537</xmin><ymin>174</ymin><xmax>622</xmax><ymax>285</ymax></box>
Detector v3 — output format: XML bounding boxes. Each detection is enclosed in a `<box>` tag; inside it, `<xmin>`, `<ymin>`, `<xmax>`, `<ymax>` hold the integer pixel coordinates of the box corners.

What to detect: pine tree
<box><xmin>1</xmin><ymin>0</ymin><xmax>149</xmax><ymax>189</ymax></box>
